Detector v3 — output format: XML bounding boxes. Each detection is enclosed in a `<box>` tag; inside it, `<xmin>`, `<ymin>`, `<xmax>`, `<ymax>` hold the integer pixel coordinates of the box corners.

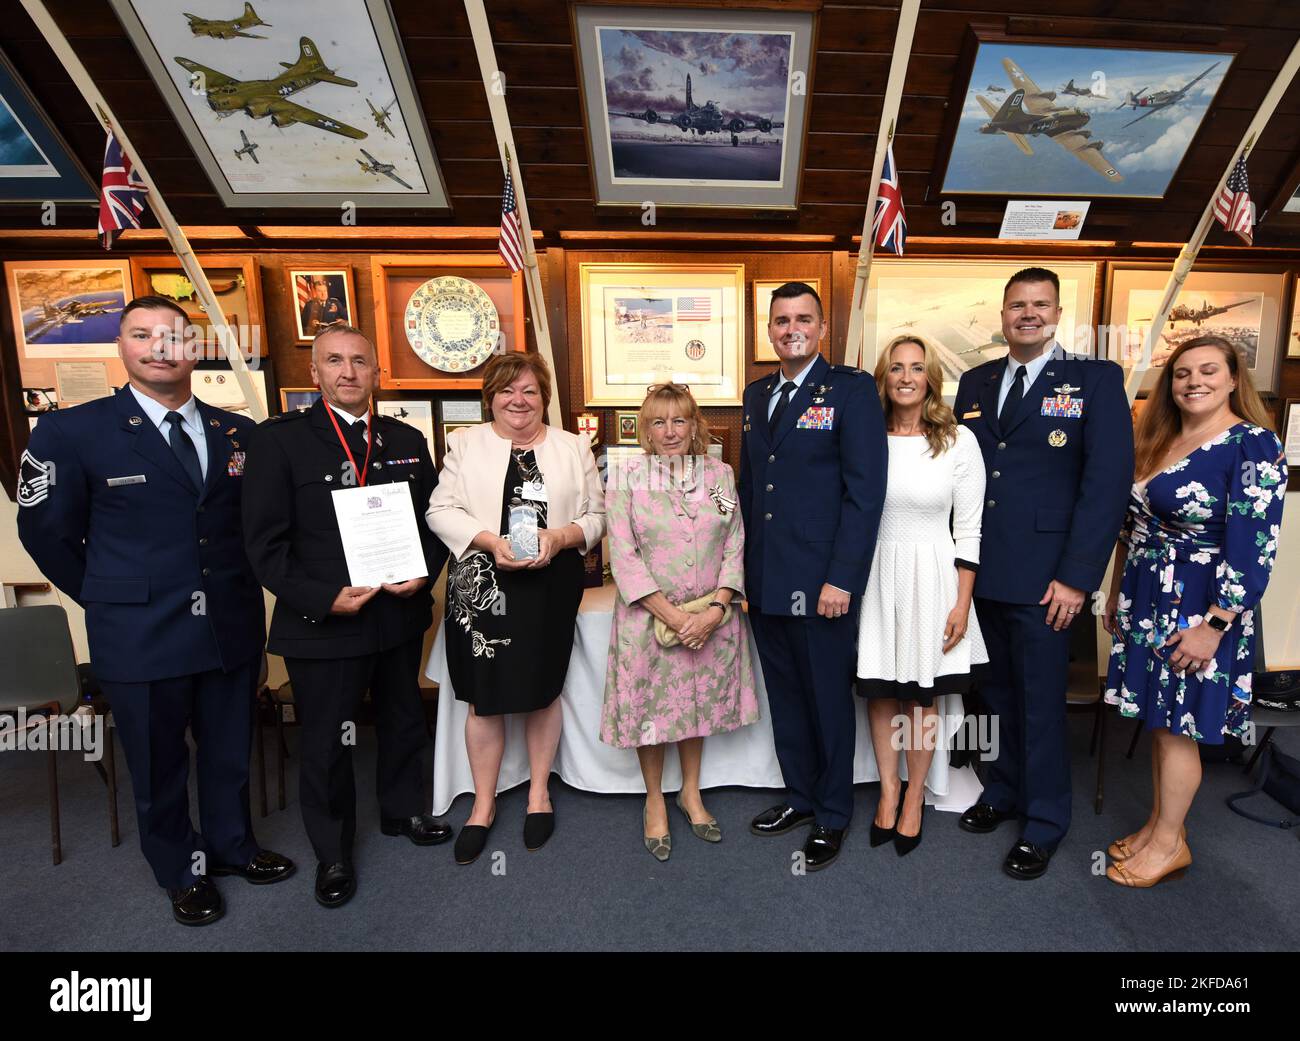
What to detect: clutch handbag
<box><xmin>654</xmin><ymin>594</ymin><xmax>732</xmax><ymax>648</ymax></box>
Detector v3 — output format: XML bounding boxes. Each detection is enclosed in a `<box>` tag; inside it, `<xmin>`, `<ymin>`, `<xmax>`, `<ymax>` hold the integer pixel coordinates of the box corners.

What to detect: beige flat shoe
<box><xmin>1106</xmin><ymin>838</ymin><xmax>1192</xmax><ymax>888</ymax></box>
<box><xmin>675</xmin><ymin>794</ymin><xmax>722</xmax><ymax>843</ymax></box>
<box><xmin>1108</xmin><ymin>825</ymin><xmax>1185</xmax><ymax>862</ymax></box>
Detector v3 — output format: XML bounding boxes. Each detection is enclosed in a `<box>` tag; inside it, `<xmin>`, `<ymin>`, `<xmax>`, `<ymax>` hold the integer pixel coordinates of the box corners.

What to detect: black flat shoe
<box><xmin>895</xmin><ymin>799</ymin><xmax>924</xmax><ymax>857</ymax></box>
<box><xmin>1003</xmin><ymin>840</ymin><xmax>1051</xmax><ymax>880</ymax></box>
<box><xmin>524</xmin><ymin>810</ymin><xmax>555</xmax><ymax>851</ymax></box>
<box><xmin>958</xmin><ymin>801</ymin><xmax>1016</xmax><ymax>834</ymax></box>
<box><xmin>212</xmin><ymin>849</ymin><xmax>296</xmax><ymax>885</ymax></box>
<box><xmin>802</xmin><ymin>824</ymin><xmax>845</xmax><ymax>871</ymax></box>
<box><xmin>381</xmin><ymin>814</ymin><xmax>454</xmax><ymax>846</ymax></box>
<box><xmin>168</xmin><ymin>877</ymin><xmax>223</xmax><ymax>927</ymax></box>
<box><xmin>314</xmin><ymin>862</ymin><xmax>356</xmax><ymax>908</ymax></box>
<box><xmin>870</xmin><ymin>782</ymin><xmax>907</xmax><ymax>847</ymax></box>
<box><xmin>454</xmin><ymin>823</ymin><xmax>492</xmax><ymax>865</ymax></box>
<box><xmin>750</xmin><ymin>804</ymin><xmax>815</xmax><ymax>836</ymax></box>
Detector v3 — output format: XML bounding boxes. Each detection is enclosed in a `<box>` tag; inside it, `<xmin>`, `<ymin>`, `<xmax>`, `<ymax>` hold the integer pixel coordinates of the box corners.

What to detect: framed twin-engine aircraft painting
<box><xmin>110</xmin><ymin>0</ymin><xmax>449</xmax><ymax>209</ymax></box>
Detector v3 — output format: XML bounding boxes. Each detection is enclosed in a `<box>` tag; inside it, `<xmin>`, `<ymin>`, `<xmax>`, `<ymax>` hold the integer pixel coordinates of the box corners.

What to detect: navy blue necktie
<box><xmin>165</xmin><ymin>411</ymin><xmax>204</xmax><ymax>492</ymax></box>
<box><xmin>1000</xmin><ymin>365</ymin><xmax>1027</xmax><ymax>427</ymax></box>
<box><xmin>769</xmin><ymin>381</ymin><xmax>795</xmax><ymax>429</ymax></box>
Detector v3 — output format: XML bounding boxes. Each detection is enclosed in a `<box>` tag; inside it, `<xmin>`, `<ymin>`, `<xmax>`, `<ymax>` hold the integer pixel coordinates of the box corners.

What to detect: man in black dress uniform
<box><xmin>242</xmin><ymin>325</ymin><xmax>451</xmax><ymax>907</ymax></box>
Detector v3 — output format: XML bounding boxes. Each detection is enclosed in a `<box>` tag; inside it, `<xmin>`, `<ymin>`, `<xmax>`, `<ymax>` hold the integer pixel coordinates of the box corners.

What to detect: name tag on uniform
<box><xmin>1041</xmin><ymin>395</ymin><xmax>1083</xmax><ymax>418</ymax></box>
<box><xmin>106</xmin><ymin>475</ymin><xmax>146</xmax><ymax>487</ymax></box>
<box><xmin>796</xmin><ymin>406</ymin><xmax>834</xmax><ymax>430</ymax></box>
<box><xmin>520</xmin><ymin>478</ymin><xmax>548</xmax><ymax>503</ymax></box>
<box><xmin>962</xmin><ymin>409</ymin><xmax>981</xmax><ymax>419</ymax></box>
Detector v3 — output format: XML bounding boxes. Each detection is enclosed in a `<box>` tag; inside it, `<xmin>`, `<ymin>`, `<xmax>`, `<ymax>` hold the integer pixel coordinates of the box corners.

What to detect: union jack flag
<box><xmin>498</xmin><ymin>163</ymin><xmax>525</xmax><ymax>272</ymax></box>
<box><xmin>873</xmin><ymin>142</ymin><xmax>906</xmax><ymax>255</ymax></box>
<box><xmin>98</xmin><ymin>133</ymin><xmax>147</xmax><ymax>250</ymax></box>
<box><xmin>1213</xmin><ymin>152</ymin><xmax>1254</xmax><ymax>246</ymax></box>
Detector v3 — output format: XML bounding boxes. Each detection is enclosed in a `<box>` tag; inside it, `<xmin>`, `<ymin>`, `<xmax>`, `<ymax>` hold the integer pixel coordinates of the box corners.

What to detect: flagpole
<box><xmin>19</xmin><ymin>0</ymin><xmax>266</xmax><ymax>421</ymax></box>
<box><xmin>464</xmin><ymin>0</ymin><xmax>561</xmax><ymax>428</ymax></box>
<box><xmin>843</xmin><ymin>0</ymin><xmax>920</xmax><ymax>370</ymax></box>
<box><xmin>1124</xmin><ymin>37</ymin><xmax>1300</xmax><ymax>403</ymax></box>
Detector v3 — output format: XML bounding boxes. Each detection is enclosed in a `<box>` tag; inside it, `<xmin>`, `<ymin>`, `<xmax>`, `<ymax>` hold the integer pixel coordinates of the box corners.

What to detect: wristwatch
<box><xmin>1206</xmin><ymin>613</ymin><xmax>1233</xmax><ymax>633</ymax></box>
<box><xmin>708</xmin><ymin>600</ymin><xmax>726</xmax><ymax>614</ymax></box>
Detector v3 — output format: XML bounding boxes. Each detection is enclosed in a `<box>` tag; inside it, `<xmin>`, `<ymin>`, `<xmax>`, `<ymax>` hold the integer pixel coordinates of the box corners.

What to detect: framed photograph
<box><xmin>614</xmin><ymin>410</ymin><xmax>639</xmax><ymax>445</ymax></box>
<box><xmin>864</xmin><ymin>259</ymin><xmax>1099</xmax><ymax>400</ymax></box>
<box><xmin>191</xmin><ymin>367</ymin><xmax>268</xmax><ymax>418</ymax></box>
<box><xmin>752</xmin><ymin>278</ymin><xmax>826</xmax><ymax>363</ymax></box>
<box><xmin>6</xmin><ymin>259</ymin><xmax>131</xmax><ymax>360</ymax></box>
<box><xmin>1282</xmin><ymin>400</ymin><xmax>1300</xmax><ymax>491</ymax></box>
<box><xmin>571</xmin><ymin>4</ymin><xmax>816</xmax><ymax>213</ymax></box>
<box><xmin>1102</xmin><ymin>264</ymin><xmax>1287</xmax><ymax>393</ymax></box>
<box><xmin>370</xmin><ymin>255</ymin><xmax>525</xmax><ymax>390</ymax></box>
<box><xmin>289</xmin><ymin>268</ymin><xmax>356</xmax><ymax>344</ymax></box>
<box><xmin>1287</xmin><ymin>274</ymin><xmax>1300</xmax><ymax>358</ymax></box>
<box><xmin>0</xmin><ymin>47</ymin><xmax>96</xmax><ymax>203</ymax></box>
<box><xmin>110</xmin><ymin>0</ymin><xmax>449</xmax><ymax>209</ymax></box>
<box><xmin>580</xmin><ymin>262</ymin><xmax>745</xmax><ymax>407</ymax></box>
<box><xmin>279</xmin><ymin>387</ymin><xmax>321</xmax><ymax>413</ymax></box>
<box><xmin>376</xmin><ymin>398</ymin><xmax>435</xmax><ymax>459</ymax></box>
<box><xmin>129</xmin><ymin>254</ymin><xmax>266</xmax><ymax>357</ymax></box>
<box><xmin>937</xmin><ymin>31</ymin><xmax>1233</xmax><ymax>199</ymax></box>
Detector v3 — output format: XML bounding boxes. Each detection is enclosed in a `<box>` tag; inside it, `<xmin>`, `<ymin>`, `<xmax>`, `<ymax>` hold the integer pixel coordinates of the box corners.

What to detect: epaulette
<box><xmin>830</xmin><ymin>364</ymin><xmax>868</xmax><ymax>376</ymax></box>
<box><xmin>269</xmin><ymin>408</ymin><xmax>310</xmax><ymax>422</ymax></box>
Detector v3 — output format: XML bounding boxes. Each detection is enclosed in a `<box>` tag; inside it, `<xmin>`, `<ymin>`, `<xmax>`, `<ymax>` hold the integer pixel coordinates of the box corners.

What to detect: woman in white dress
<box><xmin>857</xmin><ymin>335</ymin><xmax>988</xmax><ymax>855</ymax></box>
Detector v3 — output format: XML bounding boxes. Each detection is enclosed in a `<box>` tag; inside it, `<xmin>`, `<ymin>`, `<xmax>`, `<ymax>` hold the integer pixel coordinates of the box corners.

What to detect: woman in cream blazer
<box><xmin>425</xmin><ymin>352</ymin><xmax>604</xmax><ymax>864</ymax></box>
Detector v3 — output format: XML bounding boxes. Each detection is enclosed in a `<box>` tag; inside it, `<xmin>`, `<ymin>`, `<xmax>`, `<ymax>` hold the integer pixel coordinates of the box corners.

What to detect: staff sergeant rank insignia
<box><xmin>17</xmin><ymin>449</ymin><xmax>52</xmax><ymax>507</ymax></box>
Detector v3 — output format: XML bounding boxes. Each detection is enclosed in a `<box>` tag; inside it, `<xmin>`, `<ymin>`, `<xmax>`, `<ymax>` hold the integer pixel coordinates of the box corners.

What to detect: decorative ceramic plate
<box><xmin>404</xmin><ymin>276</ymin><xmax>499</xmax><ymax>372</ymax></box>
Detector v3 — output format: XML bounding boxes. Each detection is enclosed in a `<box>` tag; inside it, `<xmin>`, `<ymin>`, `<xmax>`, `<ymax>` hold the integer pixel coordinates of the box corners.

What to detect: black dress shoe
<box><xmin>380</xmin><ymin>814</ymin><xmax>454</xmax><ymax>846</ymax></box>
<box><xmin>314</xmin><ymin>862</ymin><xmax>356</xmax><ymax>908</ymax></box>
<box><xmin>895</xmin><ymin>802</ymin><xmax>924</xmax><ymax>858</ymax></box>
<box><xmin>212</xmin><ymin>849</ymin><xmax>296</xmax><ymax>885</ymax></box>
<box><xmin>454</xmin><ymin>822</ymin><xmax>493</xmax><ymax>865</ymax></box>
<box><xmin>802</xmin><ymin>824</ymin><xmax>845</xmax><ymax>871</ymax></box>
<box><xmin>871</xmin><ymin>781</ymin><xmax>907</xmax><ymax>847</ymax></box>
<box><xmin>168</xmin><ymin>877</ymin><xmax>224</xmax><ymax>927</ymax></box>
<box><xmin>524</xmin><ymin>811</ymin><xmax>555</xmax><ymax>851</ymax></box>
<box><xmin>958</xmin><ymin>802</ymin><xmax>1016</xmax><ymax>834</ymax></box>
<box><xmin>1004</xmin><ymin>840</ymin><xmax>1051</xmax><ymax>880</ymax></box>
<box><xmin>750</xmin><ymin>804</ymin><xmax>815</xmax><ymax>836</ymax></box>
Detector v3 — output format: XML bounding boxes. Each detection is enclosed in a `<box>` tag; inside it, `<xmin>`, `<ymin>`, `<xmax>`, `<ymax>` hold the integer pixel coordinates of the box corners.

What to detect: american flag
<box><xmin>873</xmin><ymin>142</ymin><xmax>906</xmax><ymax>255</ymax></box>
<box><xmin>295</xmin><ymin>274</ymin><xmax>311</xmax><ymax>309</ymax></box>
<box><xmin>498</xmin><ymin>163</ymin><xmax>525</xmax><ymax>271</ymax></box>
<box><xmin>1213</xmin><ymin>152</ymin><xmax>1254</xmax><ymax>246</ymax></box>
<box><xmin>677</xmin><ymin>296</ymin><xmax>711</xmax><ymax>321</ymax></box>
<box><xmin>98</xmin><ymin>132</ymin><xmax>147</xmax><ymax>250</ymax></box>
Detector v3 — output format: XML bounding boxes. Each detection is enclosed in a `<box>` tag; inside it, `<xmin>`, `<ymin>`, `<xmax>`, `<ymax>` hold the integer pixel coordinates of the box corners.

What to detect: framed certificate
<box><xmin>580</xmin><ymin>263</ymin><xmax>745</xmax><ymax>407</ymax></box>
<box><xmin>371</xmin><ymin>255</ymin><xmax>525</xmax><ymax>390</ymax></box>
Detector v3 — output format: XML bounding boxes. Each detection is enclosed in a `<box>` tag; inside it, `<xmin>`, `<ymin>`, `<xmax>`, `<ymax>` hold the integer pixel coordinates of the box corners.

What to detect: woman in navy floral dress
<box><xmin>1103</xmin><ymin>336</ymin><xmax>1285</xmax><ymax>888</ymax></box>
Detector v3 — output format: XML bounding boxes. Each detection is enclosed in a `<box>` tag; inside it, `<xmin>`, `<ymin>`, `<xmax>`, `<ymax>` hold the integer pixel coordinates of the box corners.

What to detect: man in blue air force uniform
<box><xmin>953</xmin><ymin>267</ymin><xmax>1134</xmax><ymax>879</ymax></box>
<box><xmin>17</xmin><ymin>296</ymin><xmax>293</xmax><ymax>926</ymax></box>
<box><xmin>740</xmin><ymin>281</ymin><xmax>888</xmax><ymax>871</ymax></box>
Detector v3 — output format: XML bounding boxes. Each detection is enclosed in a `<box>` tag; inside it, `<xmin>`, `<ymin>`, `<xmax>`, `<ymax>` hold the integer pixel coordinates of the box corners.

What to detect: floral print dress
<box><xmin>1105</xmin><ymin>422</ymin><xmax>1286</xmax><ymax>743</ymax></box>
<box><xmin>600</xmin><ymin>454</ymin><xmax>759</xmax><ymax>748</ymax></box>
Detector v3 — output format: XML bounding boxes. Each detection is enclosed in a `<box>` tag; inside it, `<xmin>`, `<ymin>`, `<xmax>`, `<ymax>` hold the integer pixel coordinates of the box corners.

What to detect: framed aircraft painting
<box><xmin>862</xmin><ymin>259</ymin><xmax>1099</xmax><ymax>401</ymax></box>
<box><xmin>571</xmin><ymin>4</ymin><xmax>817</xmax><ymax>213</ymax></box>
<box><xmin>936</xmin><ymin>30</ymin><xmax>1235</xmax><ymax>200</ymax></box>
<box><xmin>0</xmin><ymin>48</ymin><xmax>96</xmax><ymax>204</ymax></box>
<box><xmin>110</xmin><ymin>0</ymin><xmax>449</xmax><ymax>209</ymax></box>
<box><xmin>1103</xmin><ymin>264</ymin><xmax>1286</xmax><ymax>394</ymax></box>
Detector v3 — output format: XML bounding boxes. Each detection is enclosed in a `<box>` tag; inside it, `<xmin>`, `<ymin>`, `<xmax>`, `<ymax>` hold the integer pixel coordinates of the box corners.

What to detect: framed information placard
<box><xmin>580</xmin><ymin>263</ymin><xmax>745</xmax><ymax>407</ymax></box>
<box><xmin>370</xmin><ymin>255</ymin><xmax>525</xmax><ymax>390</ymax></box>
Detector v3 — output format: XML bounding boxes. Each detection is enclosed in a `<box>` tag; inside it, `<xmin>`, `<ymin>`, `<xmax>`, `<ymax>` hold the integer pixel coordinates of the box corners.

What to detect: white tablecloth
<box><xmin>427</xmin><ymin>583</ymin><xmax>982</xmax><ymax>816</ymax></box>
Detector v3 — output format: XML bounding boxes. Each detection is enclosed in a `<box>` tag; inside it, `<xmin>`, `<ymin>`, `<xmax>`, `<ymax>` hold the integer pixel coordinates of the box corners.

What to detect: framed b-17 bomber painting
<box><xmin>571</xmin><ymin>4</ymin><xmax>816</xmax><ymax>214</ymax></box>
<box><xmin>937</xmin><ymin>32</ymin><xmax>1235</xmax><ymax>200</ymax></box>
<box><xmin>110</xmin><ymin>0</ymin><xmax>449</xmax><ymax>209</ymax></box>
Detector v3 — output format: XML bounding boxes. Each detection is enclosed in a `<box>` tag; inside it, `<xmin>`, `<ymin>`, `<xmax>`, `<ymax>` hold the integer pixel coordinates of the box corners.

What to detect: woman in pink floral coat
<box><xmin>600</xmin><ymin>384</ymin><xmax>759</xmax><ymax>860</ymax></box>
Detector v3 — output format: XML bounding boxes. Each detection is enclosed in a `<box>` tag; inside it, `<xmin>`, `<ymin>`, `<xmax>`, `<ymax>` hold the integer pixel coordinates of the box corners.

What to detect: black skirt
<box><xmin>854</xmin><ymin>663</ymin><xmax>989</xmax><ymax>708</ymax></box>
<box><xmin>443</xmin><ymin>449</ymin><xmax>584</xmax><ymax>717</ymax></box>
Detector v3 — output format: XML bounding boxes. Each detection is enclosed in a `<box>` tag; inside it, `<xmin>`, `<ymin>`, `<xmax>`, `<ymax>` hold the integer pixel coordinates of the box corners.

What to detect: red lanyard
<box><xmin>323</xmin><ymin>404</ymin><xmax>374</xmax><ymax>487</ymax></box>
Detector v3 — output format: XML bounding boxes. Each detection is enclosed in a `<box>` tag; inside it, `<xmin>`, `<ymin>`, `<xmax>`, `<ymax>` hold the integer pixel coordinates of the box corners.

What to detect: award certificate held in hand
<box><xmin>330</xmin><ymin>481</ymin><xmax>429</xmax><ymax>587</ymax></box>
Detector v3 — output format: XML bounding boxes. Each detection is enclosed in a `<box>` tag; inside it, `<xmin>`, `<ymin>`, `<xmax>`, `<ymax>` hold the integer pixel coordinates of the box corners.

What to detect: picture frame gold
<box><xmin>614</xmin><ymin>410</ymin><xmax>639</xmax><ymax>445</ymax></box>
<box><xmin>580</xmin><ymin>262</ymin><xmax>745</xmax><ymax>407</ymax></box>
<box><xmin>128</xmin><ymin>254</ymin><xmax>266</xmax><ymax>358</ymax></box>
<box><xmin>370</xmin><ymin>254</ymin><xmax>525</xmax><ymax>390</ymax></box>
<box><xmin>752</xmin><ymin>277</ymin><xmax>825</xmax><ymax>363</ymax></box>
<box><xmin>279</xmin><ymin>387</ymin><xmax>321</xmax><ymax>413</ymax></box>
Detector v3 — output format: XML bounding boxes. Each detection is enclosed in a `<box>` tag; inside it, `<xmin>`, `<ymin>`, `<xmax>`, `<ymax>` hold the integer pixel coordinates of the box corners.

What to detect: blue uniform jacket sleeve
<box><xmin>826</xmin><ymin>374</ymin><xmax>888</xmax><ymax>596</ymax></box>
<box><xmin>1055</xmin><ymin>362</ymin><xmax>1135</xmax><ymax>594</ymax></box>
<box><xmin>16</xmin><ymin>416</ymin><xmax>89</xmax><ymax>605</ymax></box>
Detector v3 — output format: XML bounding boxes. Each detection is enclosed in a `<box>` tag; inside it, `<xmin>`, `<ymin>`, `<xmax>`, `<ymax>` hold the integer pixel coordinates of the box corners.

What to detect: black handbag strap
<box><xmin>1226</xmin><ymin>745</ymin><xmax>1298</xmax><ymax>829</ymax></box>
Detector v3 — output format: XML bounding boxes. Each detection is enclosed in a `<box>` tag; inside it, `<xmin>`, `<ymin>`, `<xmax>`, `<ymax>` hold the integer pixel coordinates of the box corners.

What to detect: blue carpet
<box><xmin>1</xmin><ymin>710</ymin><xmax>1296</xmax><ymax>952</ymax></box>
